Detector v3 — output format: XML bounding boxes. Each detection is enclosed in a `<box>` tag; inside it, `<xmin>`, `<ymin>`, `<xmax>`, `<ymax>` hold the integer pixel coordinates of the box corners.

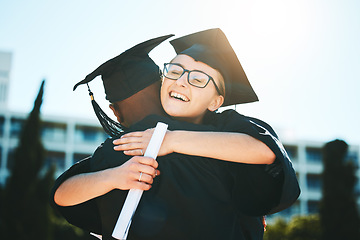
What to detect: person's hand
<box><xmin>113</xmin><ymin>129</ymin><xmax>173</xmax><ymax>156</ymax></box>
<box><xmin>106</xmin><ymin>156</ymin><xmax>160</xmax><ymax>191</ymax></box>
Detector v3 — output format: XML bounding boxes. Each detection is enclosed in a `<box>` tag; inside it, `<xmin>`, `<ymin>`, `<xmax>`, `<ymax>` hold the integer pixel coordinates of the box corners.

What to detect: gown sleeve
<box><xmin>49</xmin><ymin>142</ymin><xmax>109</xmax><ymax>234</ymax></box>
<box><xmin>207</xmin><ymin>109</ymin><xmax>300</xmax><ymax>215</ymax></box>
<box><xmin>49</xmin><ymin>117</ymin><xmax>162</xmax><ymax>236</ymax></box>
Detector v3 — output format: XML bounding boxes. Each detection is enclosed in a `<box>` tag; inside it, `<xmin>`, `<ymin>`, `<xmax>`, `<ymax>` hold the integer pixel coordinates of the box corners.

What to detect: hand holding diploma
<box><xmin>112</xmin><ymin>122</ymin><xmax>168</xmax><ymax>240</ymax></box>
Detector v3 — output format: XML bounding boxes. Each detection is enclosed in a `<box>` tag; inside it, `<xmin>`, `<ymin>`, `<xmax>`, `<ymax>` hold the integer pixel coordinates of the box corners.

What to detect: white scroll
<box><xmin>112</xmin><ymin>122</ymin><xmax>168</xmax><ymax>240</ymax></box>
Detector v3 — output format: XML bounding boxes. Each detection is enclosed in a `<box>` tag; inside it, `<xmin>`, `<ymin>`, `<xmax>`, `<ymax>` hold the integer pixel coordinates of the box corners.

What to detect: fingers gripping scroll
<box><xmin>112</xmin><ymin>122</ymin><xmax>168</xmax><ymax>240</ymax></box>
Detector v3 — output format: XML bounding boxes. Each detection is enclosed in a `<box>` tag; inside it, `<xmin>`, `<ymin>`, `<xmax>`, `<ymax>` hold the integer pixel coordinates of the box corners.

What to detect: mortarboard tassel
<box><xmin>87</xmin><ymin>84</ymin><xmax>124</xmax><ymax>137</ymax></box>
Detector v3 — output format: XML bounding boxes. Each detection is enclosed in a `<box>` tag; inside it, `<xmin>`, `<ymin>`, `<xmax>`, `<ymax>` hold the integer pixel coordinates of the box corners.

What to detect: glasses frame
<box><xmin>163</xmin><ymin>63</ymin><xmax>222</xmax><ymax>96</ymax></box>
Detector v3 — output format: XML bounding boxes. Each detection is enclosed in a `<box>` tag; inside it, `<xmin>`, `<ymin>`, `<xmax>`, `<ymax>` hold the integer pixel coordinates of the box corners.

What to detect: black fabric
<box><xmin>72</xmin><ymin>34</ymin><xmax>173</xmax><ymax>137</ymax></box>
<box><xmin>50</xmin><ymin>112</ymin><xmax>299</xmax><ymax>239</ymax></box>
<box><xmin>73</xmin><ymin>34</ymin><xmax>174</xmax><ymax>103</ymax></box>
<box><xmin>170</xmin><ymin>28</ymin><xmax>258</xmax><ymax>106</ymax></box>
<box><xmin>49</xmin><ymin>157</ymin><xmax>102</xmax><ymax>234</ymax></box>
<box><xmin>205</xmin><ymin>109</ymin><xmax>300</xmax><ymax>214</ymax></box>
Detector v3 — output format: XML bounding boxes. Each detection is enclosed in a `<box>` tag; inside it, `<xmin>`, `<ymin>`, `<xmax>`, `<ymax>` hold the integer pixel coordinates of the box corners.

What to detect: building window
<box><xmin>0</xmin><ymin>146</ymin><xmax>2</xmax><ymax>167</ymax></box>
<box><xmin>307</xmin><ymin>200</ymin><xmax>319</xmax><ymax>213</ymax></box>
<box><xmin>307</xmin><ymin>174</ymin><xmax>322</xmax><ymax>191</ymax></box>
<box><xmin>10</xmin><ymin>118</ymin><xmax>24</xmax><ymax>138</ymax></box>
<box><xmin>83</xmin><ymin>130</ymin><xmax>97</xmax><ymax>141</ymax></box>
<box><xmin>41</xmin><ymin>122</ymin><xmax>66</xmax><ymax>143</ymax></box>
<box><xmin>306</xmin><ymin>147</ymin><xmax>322</xmax><ymax>163</ymax></box>
<box><xmin>355</xmin><ymin>181</ymin><xmax>360</xmax><ymax>197</ymax></box>
<box><xmin>73</xmin><ymin>153</ymin><xmax>90</xmax><ymax>164</ymax></box>
<box><xmin>6</xmin><ymin>148</ymin><xmax>14</xmax><ymax>170</ymax></box>
<box><xmin>75</xmin><ymin>125</ymin><xmax>105</xmax><ymax>143</ymax></box>
<box><xmin>346</xmin><ymin>151</ymin><xmax>359</xmax><ymax>167</ymax></box>
<box><xmin>0</xmin><ymin>116</ymin><xmax>4</xmax><ymax>137</ymax></box>
<box><xmin>285</xmin><ymin>145</ymin><xmax>298</xmax><ymax>162</ymax></box>
<box><xmin>45</xmin><ymin>151</ymin><xmax>65</xmax><ymax>170</ymax></box>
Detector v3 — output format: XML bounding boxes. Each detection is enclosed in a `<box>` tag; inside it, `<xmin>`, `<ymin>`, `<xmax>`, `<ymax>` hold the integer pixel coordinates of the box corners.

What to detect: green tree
<box><xmin>0</xmin><ymin>81</ymin><xmax>92</xmax><ymax>240</ymax></box>
<box><xmin>320</xmin><ymin>139</ymin><xmax>360</xmax><ymax>240</ymax></box>
<box><xmin>264</xmin><ymin>217</ymin><xmax>288</xmax><ymax>240</ymax></box>
<box><xmin>264</xmin><ymin>215</ymin><xmax>321</xmax><ymax>240</ymax></box>
<box><xmin>286</xmin><ymin>215</ymin><xmax>321</xmax><ymax>240</ymax></box>
<box><xmin>0</xmin><ymin>80</ymin><xmax>55</xmax><ymax>239</ymax></box>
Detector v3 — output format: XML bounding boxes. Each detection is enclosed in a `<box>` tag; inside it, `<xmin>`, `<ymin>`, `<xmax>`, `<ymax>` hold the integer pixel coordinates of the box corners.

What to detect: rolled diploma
<box><xmin>112</xmin><ymin>122</ymin><xmax>168</xmax><ymax>240</ymax></box>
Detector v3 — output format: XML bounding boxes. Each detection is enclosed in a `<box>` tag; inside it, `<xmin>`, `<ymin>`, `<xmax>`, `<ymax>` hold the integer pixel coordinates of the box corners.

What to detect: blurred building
<box><xmin>0</xmin><ymin>50</ymin><xmax>359</xmax><ymax>220</ymax></box>
<box><xmin>0</xmin><ymin>109</ymin><xmax>108</xmax><ymax>183</ymax></box>
<box><xmin>0</xmin><ymin>50</ymin><xmax>108</xmax><ymax>183</ymax></box>
<box><xmin>267</xmin><ymin>140</ymin><xmax>360</xmax><ymax>221</ymax></box>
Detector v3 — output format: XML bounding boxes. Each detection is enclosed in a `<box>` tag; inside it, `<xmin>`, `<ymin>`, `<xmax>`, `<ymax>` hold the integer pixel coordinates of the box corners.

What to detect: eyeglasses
<box><xmin>163</xmin><ymin>63</ymin><xmax>223</xmax><ymax>96</ymax></box>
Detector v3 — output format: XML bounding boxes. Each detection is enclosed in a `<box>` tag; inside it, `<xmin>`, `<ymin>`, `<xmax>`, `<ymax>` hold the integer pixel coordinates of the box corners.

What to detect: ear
<box><xmin>208</xmin><ymin>95</ymin><xmax>224</xmax><ymax>112</ymax></box>
<box><xmin>109</xmin><ymin>104</ymin><xmax>123</xmax><ymax>123</ymax></box>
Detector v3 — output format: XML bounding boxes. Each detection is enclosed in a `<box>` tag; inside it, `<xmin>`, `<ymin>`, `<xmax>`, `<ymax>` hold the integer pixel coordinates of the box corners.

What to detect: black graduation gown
<box><xmin>205</xmin><ymin>110</ymin><xmax>300</xmax><ymax>214</ymax></box>
<box><xmin>50</xmin><ymin>112</ymin><xmax>299</xmax><ymax>240</ymax></box>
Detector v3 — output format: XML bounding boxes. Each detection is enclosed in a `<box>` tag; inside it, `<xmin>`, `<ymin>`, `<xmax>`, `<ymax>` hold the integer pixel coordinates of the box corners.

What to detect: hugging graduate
<box><xmin>50</xmin><ymin>28</ymin><xmax>300</xmax><ymax>240</ymax></box>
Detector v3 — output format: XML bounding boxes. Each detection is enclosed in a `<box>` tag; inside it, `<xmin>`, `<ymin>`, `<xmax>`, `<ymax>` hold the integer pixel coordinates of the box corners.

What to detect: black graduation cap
<box><xmin>169</xmin><ymin>28</ymin><xmax>258</xmax><ymax>106</ymax></box>
<box><xmin>73</xmin><ymin>34</ymin><xmax>174</xmax><ymax>137</ymax></box>
<box><xmin>74</xmin><ymin>34</ymin><xmax>174</xmax><ymax>102</ymax></box>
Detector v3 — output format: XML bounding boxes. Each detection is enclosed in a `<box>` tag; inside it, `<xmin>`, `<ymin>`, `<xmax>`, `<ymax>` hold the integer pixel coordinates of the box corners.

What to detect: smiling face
<box><xmin>160</xmin><ymin>54</ymin><xmax>225</xmax><ymax>124</ymax></box>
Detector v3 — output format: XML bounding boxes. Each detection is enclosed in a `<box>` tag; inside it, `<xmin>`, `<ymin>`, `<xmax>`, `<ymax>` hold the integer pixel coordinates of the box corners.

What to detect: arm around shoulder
<box><xmin>165</xmin><ymin>130</ymin><xmax>276</xmax><ymax>164</ymax></box>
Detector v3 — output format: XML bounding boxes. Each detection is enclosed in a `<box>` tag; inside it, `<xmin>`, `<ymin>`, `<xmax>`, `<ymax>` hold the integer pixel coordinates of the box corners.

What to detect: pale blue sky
<box><xmin>1</xmin><ymin>0</ymin><xmax>359</xmax><ymax>145</ymax></box>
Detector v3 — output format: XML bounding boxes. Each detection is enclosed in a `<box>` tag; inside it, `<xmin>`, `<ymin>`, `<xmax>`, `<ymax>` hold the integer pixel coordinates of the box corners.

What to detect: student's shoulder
<box><xmin>209</xmin><ymin>109</ymin><xmax>276</xmax><ymax>134</ymax></box>
<box><xmin>206</xmin><ymin>109</ymin><xmax>253</xmax><ymax>130</ymax></box>
<box><xmin>214</xmin><ymin>109</ymin><xmax>270</xmax><ymax>124</ymax></box>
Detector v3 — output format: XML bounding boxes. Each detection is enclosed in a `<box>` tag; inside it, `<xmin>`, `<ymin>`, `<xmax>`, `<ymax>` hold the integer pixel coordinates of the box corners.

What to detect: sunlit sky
<box><xmin>1</xmin><ymin>0</ymin><xmax>359</xmax><ymax>145</ymax></box>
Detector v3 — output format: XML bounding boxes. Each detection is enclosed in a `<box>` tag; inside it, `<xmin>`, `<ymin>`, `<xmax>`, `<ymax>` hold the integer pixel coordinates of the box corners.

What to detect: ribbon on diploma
<box><xmin>112</xmin><ymin>122</ymin><xmax>168</xmax><ymax>240</ymax></box>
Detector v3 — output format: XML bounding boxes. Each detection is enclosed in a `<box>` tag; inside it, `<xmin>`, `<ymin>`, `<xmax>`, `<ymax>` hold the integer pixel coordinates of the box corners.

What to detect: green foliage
<box><xmin>286</xmin><ymin>215</ymin><xmax>321</xmax><ymax>240</ymax></box>
<box><xmin>263</xmin><ymin>217</ymin><xmax>288</xmax><ymax>240</ymax></box>
<box><xmin>0</xmin><ymin>81</ymin><xmax>49</xmax><ymax>239</ymax></box>
<box><xmin>0</xmin><ymin>81</ymin><xmax>93</xmax><ymax>240</ymax></box>
<box><xmin>264</xmin><ymin>215</ymin><xmax>321</xmax><ymax>240</ymax></box>
<box><xmin>50</xmin><ymin>210</ymin><xmax>93</xmax><ymax>240</ymax></box>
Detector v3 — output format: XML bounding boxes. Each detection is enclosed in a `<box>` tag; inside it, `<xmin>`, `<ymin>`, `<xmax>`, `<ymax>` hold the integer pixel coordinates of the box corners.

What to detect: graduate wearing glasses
<box><xmin>51</xmin><ymin>29</ymin><xmax>299</xmax><ymax>240</ymax></box>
